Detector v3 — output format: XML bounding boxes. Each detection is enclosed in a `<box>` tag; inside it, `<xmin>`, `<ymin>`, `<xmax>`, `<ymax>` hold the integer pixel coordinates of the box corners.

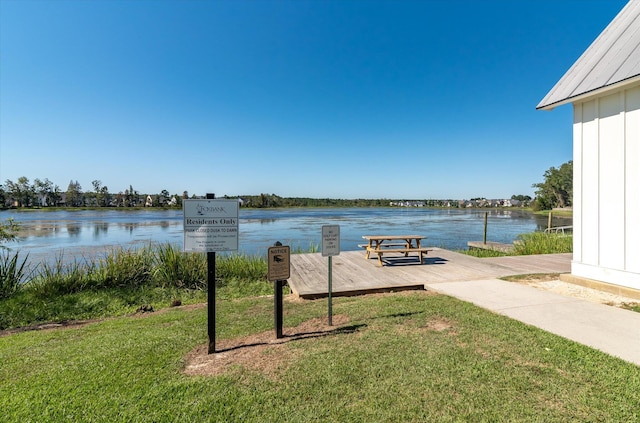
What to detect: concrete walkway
<box><xmin>425</xmin><ymin>278</ymin><xmax>640</xmax><ymax>367</ymax></box>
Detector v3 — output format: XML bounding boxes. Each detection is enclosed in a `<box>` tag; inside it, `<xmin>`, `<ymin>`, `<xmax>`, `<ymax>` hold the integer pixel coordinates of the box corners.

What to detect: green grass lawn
<box><xmin>2</xmin><ymin>291</ymin><xmax>639</xmax><ymax>422</ymax></box>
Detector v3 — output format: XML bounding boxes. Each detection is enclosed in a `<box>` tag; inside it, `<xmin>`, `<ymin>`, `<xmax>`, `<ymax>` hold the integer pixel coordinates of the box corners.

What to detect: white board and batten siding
<box><xmin>572</xmin><ymin>84</ymin><xmax>640</xmax><ymax>289</ymax></box>
<box><xmin>538</xmin><ymin>1</ymin><xmax>640</xmax><ymax>291</ymax></box>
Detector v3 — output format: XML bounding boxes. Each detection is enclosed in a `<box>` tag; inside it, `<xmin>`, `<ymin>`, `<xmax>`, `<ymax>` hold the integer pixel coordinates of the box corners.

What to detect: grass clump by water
<box><xmin>513</xmin><ymin>232</ymin><xmax>572</xmax><ymax>255</ymax></box>
<box><xmin>96</xmin><ymin>246</ymin><xmax>155</xmax><ymax>289</ymax></box>
<box><xmin>0</xmin><ymin>250</ymin><xmax>32</xmax><ymax>300</ymax></box>
<box><xmin>0</xmin><ymin>243</ymin><xmax>275</xmax><ymax>330</ymax></box>
<box><xmin>0</xmin><ymin>219</ymin><xmax>28</xmax><ymax>300</ymax></box>
<box><xmin>462</xmin><ymin>232</ymin><xmax>573</xmax><ymax>258</ymax></box>
<box><xmin>152</xmin><ymin>243</ymin><xmax>206</xmax><ymax>289</ymax></box>
<box><xmin>461</xmin><ymin>248</ymin><xmax>508</xmax><ymax>258</ymax></box>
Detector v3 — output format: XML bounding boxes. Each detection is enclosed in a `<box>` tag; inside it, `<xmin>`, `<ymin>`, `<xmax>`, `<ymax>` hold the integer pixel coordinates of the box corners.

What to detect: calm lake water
<box><xmin>1</xmin><ymin>208</ymin><xmax>568</xmax><ymax>265</ymax></box>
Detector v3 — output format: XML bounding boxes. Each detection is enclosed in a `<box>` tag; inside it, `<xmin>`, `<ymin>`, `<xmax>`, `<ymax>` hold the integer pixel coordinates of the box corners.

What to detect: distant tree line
<box><xmin>237</xmin><ymin>194</ymin><xmax>391</xmax><ymax>208</ymax></box>
<box><xmin>2</xmin><ymin>171</ymin><xmax>567</xmax><ymax>210</ymax></box>
<box><xmin>231</xmin><ymin>194</ymin><xmax>532</xmax><ymax>208</ymax></box>
<box><xmin>0</xmin><ymin>177</ymin><xmax>186</xmax><ymax>208</ymax></box>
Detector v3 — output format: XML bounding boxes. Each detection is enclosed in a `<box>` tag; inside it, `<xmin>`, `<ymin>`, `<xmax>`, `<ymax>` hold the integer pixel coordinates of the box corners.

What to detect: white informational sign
<box><xmin>183</xmin><ymin>199</ymin><xmax>239</xmax><ymax>252</ymax></box>
<box><xmin>322</xmin><ymin>225</ymin><xmax>340</xmax><ymax>257</ymax></box>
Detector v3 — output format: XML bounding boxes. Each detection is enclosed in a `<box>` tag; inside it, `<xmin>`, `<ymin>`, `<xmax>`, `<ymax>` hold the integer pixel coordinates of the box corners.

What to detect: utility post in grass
<box><xmin>183</xmin><ymin>193</ymin><xmax>239</xmax><ymax>354</ymax></box>
<box><xmin>322</xmin><ymin>225</ymin><xmax>340</xmax><ymax>326</ymax></box>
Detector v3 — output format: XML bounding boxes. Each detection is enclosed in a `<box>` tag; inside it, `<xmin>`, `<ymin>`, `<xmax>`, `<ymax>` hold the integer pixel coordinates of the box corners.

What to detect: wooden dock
<box><xmin>288</xmin><ymin>248</ymin><xmax>572</xmax><ymax>299</ymax></box>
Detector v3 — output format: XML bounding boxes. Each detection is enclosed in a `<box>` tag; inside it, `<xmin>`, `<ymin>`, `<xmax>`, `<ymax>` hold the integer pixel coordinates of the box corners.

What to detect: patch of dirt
<box><xmin>513</xmin><ymin>277</ymin><xmax>640</xmax><ymax>307</ymax></box>
<box><xmin>0</xmin><ymin>318</ymin><xmax>103</xmax><ymax>337</ymax></box>
<box><xmin>184</xmin><ymin>291</ymin><xmax>438</xmax><ymax>378</ymax></box>
<box><xmin>531</xmin><ymin>280</ymin><xmax>640</xmax><ymax>306</ymax></box>
<box><xmin>0</xmin><ymin>302</ymin><xmax>207</xmax><ymax>337</ymax></box>
<box><xmin>128</xmin><ymin>302</ymin><xmax>207</xmax><ymax>319</ymax></box>
<box><xmin>425</xmin><ymin>318</ymin><xmax>454</xmax><ymax>332</ymax></box>
<box><xmin>183</xmin><ymin>314</ymin><xmax>354</xmax><ymax>379</ymax></box>
<box><xmin>506</xmin><ymin>273</ymin><xmax>561</xmax><ymax>283</ymax></box>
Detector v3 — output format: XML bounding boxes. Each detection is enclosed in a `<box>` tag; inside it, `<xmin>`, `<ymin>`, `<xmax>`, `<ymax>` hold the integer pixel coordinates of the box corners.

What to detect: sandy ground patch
<box><xmin>183</xmin><ymin>314</ymin><xmax>353</xmax><ymax>378</ymax></box>
<box><xmin>514</xmin><ymin>276</ymin><xmax>639</xmax><ymax>307</ymax></box>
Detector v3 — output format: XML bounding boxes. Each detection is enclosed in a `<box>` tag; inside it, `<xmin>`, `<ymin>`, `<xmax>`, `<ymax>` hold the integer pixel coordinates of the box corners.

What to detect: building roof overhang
<box><xmin>537</xmin><ymin>1</ymin><xmax>640</xmax><ymax>111</ymax></box>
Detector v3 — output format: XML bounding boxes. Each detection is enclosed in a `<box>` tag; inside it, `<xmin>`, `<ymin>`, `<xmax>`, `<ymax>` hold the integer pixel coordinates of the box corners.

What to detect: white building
<box><xmin>537</xmin><ymin>1</ymin><xmax>640</xmax><ymax>292</ymax></box>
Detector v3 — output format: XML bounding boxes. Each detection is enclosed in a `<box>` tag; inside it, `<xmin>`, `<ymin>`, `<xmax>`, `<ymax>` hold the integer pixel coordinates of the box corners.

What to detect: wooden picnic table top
<box><xmin>362</xmin><ymin>235</ymin><xmax>426</xmax><ymax>241</ymax></box>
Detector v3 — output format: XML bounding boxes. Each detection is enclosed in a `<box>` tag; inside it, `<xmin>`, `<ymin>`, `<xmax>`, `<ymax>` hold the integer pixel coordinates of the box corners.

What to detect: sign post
<box><xmin>183</xmin><ymin>195</ymin><xmax>238</xmax><ymax>354</ymax></box>
<box><xmin>268</xmin><ymin>242</ymin><xmax>290</xmax><ymax>339</ymax></box>
<box><xmin>322</xmin><ymin>225</ymin><xmax>340</xmax><ymax>326</ymax></box>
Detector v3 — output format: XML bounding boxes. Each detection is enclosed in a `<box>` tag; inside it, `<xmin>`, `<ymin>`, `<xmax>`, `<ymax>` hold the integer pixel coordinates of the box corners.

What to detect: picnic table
<box><xmin>362</xmin><ymin>235</ymin><xmax>431</xmax><ymax>266</ymax></box>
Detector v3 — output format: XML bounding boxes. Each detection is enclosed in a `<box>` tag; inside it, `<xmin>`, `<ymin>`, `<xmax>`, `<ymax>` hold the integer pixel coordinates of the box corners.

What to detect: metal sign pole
<box><xmin>206</xmin><ymin>193</ymin><xmax>216</xmax><ymax>354</ymax></box>
<box><xmin>207</xmin><ymin>250</ymin><xmax>216</xmax><ymax>353</ymax></box>
<box><xmin>183</xmin><ymin>193</ymin><xmax>238</xmax><ymax>355</ymax></box>
<box><xmin>322</xmin><ymin>225</ymin><xmax>339</xmax><ymax>327</ymax></box>
<box><xmin>268</xmin><ymin>242</ymin><xmax>290</xmax><ymax>339</ymax></box>
<box><xmin>275</xmin><ymin>278</ymin><xmax>284</xmax><ymax>338</ymax></box>
<box><xmin>273</xmin><ymin>242</ymin><xmax>284</xmax><ymax>339</ymax></box>
<box><xmin>328</xmin><ymin>255</ymin><xmax>333</xmax><ymax>326</ymax></box>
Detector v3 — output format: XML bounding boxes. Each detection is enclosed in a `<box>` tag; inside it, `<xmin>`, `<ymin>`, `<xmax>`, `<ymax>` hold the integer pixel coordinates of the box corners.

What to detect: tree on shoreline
<box><xmin>532</xmin><ymin>161</ymin><xmax>573</xmax><ymax>210</ymax></box>
<box><xmin>66</xmin><ymin>180</ymin><xmax>83</xmax><ymax>207</ymax></box>
<box><xmin>4</xmin><ymin>177</ymin><xmax>33</xmax><ymax>207</ymax></box>
<box><xmin>33</xmin><ymin>178</ymin><xmax>54</xmax><ymax>207</ymax></box>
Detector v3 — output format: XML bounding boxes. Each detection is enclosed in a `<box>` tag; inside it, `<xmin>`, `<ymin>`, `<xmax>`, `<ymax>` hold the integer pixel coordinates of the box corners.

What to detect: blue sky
<box><xmin>0</xmin><ymin>0</ymin><xmax>628</xmax><ymax>200</ymax></box>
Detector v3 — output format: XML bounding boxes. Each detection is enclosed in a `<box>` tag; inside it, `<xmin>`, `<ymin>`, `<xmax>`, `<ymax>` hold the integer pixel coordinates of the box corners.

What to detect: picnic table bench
<box><xmin>362</xmin><ymin>235</ymin><xmax>431</xmax><ymax>266</ymax></box>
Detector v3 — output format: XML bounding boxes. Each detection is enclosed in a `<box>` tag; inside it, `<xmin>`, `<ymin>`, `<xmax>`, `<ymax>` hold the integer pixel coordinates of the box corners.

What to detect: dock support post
<box><xmin>483</xmin><ymin>212</ymin><xmax>488</xmax><ymax>244</ymax></box>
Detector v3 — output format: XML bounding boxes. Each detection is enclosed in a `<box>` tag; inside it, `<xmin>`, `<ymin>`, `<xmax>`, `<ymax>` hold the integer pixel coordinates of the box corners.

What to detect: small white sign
<box><xmin>183</xmin><ymin>199</ymin><xmax>239</xmax><ymax>252</ymax></box>
<box><xmin>322</xmin><ymin>225</ymin><xmax>340</xmax><ymax>257</ymax></box>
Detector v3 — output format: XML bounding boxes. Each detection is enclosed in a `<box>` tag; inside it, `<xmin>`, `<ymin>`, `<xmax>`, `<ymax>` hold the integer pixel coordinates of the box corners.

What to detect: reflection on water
<box><xmin>121</xmin><ymin>222</ymin><xmax>139</xmax><ymax>234</ymax></box>
<box><xmin>93</xmin><ymin>222</ymin><xmax>109</xmax><ymax>239</ymax></box>
<box><xmin>66</xmin><ymin>223</ymin><xmax>82</xmax><ymax>237</ymax></box>
<box><xmin>1</xmin><ymin>208</ymin><xmax>571</xmax><ymax>266</ymax></box>
<box><xmin>244</xmin><ymin>218</ymin><xmax>278</xmax><ymax>224</ymax></box>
